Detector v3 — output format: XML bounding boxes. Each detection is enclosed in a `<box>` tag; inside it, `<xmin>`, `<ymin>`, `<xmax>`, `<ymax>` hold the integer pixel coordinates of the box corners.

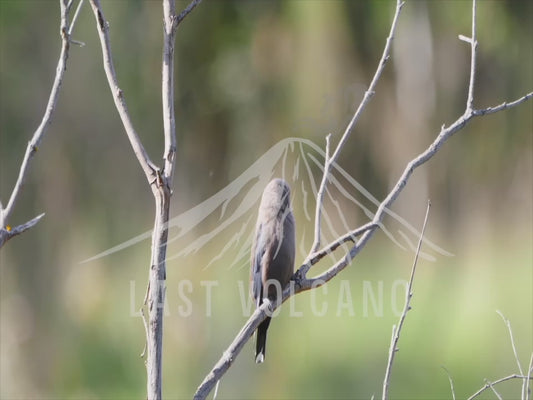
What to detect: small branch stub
<box><xmin>0</xmin><ymin>213</ymin><xmax>45</xmax><ymax>248</ymax></box>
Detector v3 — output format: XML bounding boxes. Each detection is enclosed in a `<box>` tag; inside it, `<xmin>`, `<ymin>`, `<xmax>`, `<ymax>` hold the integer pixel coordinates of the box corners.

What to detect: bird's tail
<box><xmin>255</xmin><ymin>317</ymin><xmax>271</xmax><ymax>363</ymax></box>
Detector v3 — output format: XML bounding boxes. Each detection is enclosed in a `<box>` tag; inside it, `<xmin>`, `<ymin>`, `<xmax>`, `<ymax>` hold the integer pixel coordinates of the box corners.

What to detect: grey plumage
<box><xmin>250</xmin><ymin>178</ymin><xmax>295</xmax><ymax>363</ymax></box>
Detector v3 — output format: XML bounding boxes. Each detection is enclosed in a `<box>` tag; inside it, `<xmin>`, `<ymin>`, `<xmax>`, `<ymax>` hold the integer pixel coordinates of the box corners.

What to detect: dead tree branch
<box><xmin>87</xmin><ymin>0</ymin><xmax>201</xmax><ymax>398</ymax></box>
<box><xmin>467</xmin><ymin>375</ymin><xmax>533</xmax><ymax>400</ymax></box>
<box><xmin>311</xmin><ymin>0</ymin><xmax>404</xmax><ymax>252</ymax></box>
<box><xmin>0</xmin><ymin>212</ymin><xmax>45</xmax><ymax>247</ymax></box>
<box><xmin>193</xmin><ymin>0</ymin><xmax>532</xmax><ymax>398</ymax></box>
<box><xmin>88</xmin><ymin>0</ymin><xmax>158</xmax><ymax>184</ymax></box>
<box><xmin>0</xmin><ymin>0</ymin><xmax>83</xmax><ymax>249</ymax></box>
<box><xmin>496</xmin><ymin>310</ymin><xmax>530</xmax><ymax>400</ymax></box>
<box><xmin>382</xmin><ymin>201</ymin><xmax>431</xmax><ymax>400</ymax></box>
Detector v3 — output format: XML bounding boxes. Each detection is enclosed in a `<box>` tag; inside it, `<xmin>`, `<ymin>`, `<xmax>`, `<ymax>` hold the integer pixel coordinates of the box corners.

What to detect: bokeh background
<box><xmin>1</xmin><ymin>0</ymin><xmax>532</xmax><ymax>399</ymax></box>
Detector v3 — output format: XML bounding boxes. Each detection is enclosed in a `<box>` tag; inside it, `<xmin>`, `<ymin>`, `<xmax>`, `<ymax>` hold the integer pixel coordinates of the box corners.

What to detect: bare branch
<box><xmin>382</xmin><ymin>200</ymin><xmax>431</xmax><ymax>400</ymax></box>
<box><xmin>527</xmin><ymin>352</ymin><xmax>533</xmax><ymax>400</ymax></box>
<box><xmin>304</xmin><ymin>89</ymin><xmax>532</xmax><ymax>288</ymax></box>
<box><xmin>193</xmin><ymin>221</ymin><xmax>373</xmax><ymax>399</ymax></box>
<box><xmin>330</xmin><ymin>0</ymin><xmax>404</xmax><ymax>164</ymax></box>
<box><xmin>496</xmin><ymin>310</ymin><xmax>528</xmax><ymax>399</ymax></box>
<box><xmin>307</xmin><ymin>222</ymin><xmax>378</xmax><ymax>266</ymax></box>
<box><xmin>162</xmin><ymin>0</ymin><xmax>179</xmax><ymax>183</ymax></box>
<box><xmin>490</xmin><ymin>383</ymin><xmax>505</xmax><ymax>400</ymax></box>
<box><xmin>176</xmin><ymin>0</ymin><xmax>203</xmax><ymax>28</ymax></box>
<box><xmin>311</xmin><ymin>133</ymin><xmax>331</xmax><ymax>252</ymax></box>
<box><xmin>69</xmin><ymin>0</ymin><xmax>85</xmax><ymax>40</ymax></box>
<box><xmin>144</xmin><ymin>193</ymin><xmax>171</xmax><ymax>400</ymax></box>
<box><xmin>441</xmin><ymin>366</ymin><xmax>457</xmax><ymax>400</ymax></box>
<box><xmin>496</xmin><ymin>311</ymin><xmax>524</xmax><ymax>376</ymax></box>
<box><xmin>88</xmin><ymin>0</ymin><xmax>158</xmax><ymax>186</ymax></box>
<box><xmin>466</xmin><ymin>0</ymin><xmax>478</xmax><ymax>111</ymax></box>
<box><xmin>467</xmin><ymin>313</ymin><xmax>532</xmax><ymax>399</ymax></box>
<box><xmin>194</xmin><ymin>299</ymin><xmax>277</xmax><ymax>400</ymax></box>
<box><xmin>1</xmin><ymin>0</ymin><xmax>81</xmax><ymax>244</ymax></box>
<box><xmin>87</xmin><ymin>1</ymin><xmax>192</xmax><ymax>398</ymax></box>
<box><xmin>0</xmin><ymin>213</ymin><xmax>45</xmax><ymax>248</ymax></box>
<box><xmin>304</xmin><ymin>0</ymin><xmax>404</xmax><ymax>273</ymax></box>
<box><xmin>141</xmin><ymin>0</ymin><xmax>197</xmax><ymax>397</ymax></box>
<box><xmin>194</xmin><ymin>3</ymin><xmax>404</xmax><ymax>396</ymax></box>
<box><xmin>473</xmin><ymin>93</ymin><xmax>533</xmax><ymax>116</ymax></box>
<box><xmin>486</xmin><ymin>379</ymin><xmax>504</xmax><ymax>400</ymax></box>
<box><xmin>467</xmin><ymin>375</ymin><xmax>533</xmax><ymax>400</ymax></box>
<box><xmin>140</xmin><ymin>307</ymin><xmax>149</xmax><ymax>359</ymax></box>
<box><xmin>193</xmin><ymin>0</ymin><xmax>532</xmax><ymax>397</ymax></box>
<box><xmin>310</xmin><ymin>0</ymin><xmax>405</xmax><ymax>252</ymax></box>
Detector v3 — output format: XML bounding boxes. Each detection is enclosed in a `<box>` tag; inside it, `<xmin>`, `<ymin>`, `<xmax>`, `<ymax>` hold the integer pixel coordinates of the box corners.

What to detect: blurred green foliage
<box><xmin>1</xmin><ymin>0</ymin><xmax>532</xmax><ymax>399</ymax></box>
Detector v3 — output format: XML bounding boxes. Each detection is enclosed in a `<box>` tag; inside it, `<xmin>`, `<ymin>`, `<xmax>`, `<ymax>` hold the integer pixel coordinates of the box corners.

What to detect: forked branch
<box><xmin>311</xmin><ymin>0</ymin><xmax>405</xmax><ymax>253</ymax></box>
<box><xmin>87</xmin><ymin>1</ymin><xmax>201</xmax><ymax>399</ymax></box>
<box><xmin>193</xmin><ymin>0</ymin><xmax>532</xmax><ymax>398</ymax></box>
<box><xmin>0</xmin><ymin>0</ymin><xmax>83</xmax><ymax>249</ymax></box>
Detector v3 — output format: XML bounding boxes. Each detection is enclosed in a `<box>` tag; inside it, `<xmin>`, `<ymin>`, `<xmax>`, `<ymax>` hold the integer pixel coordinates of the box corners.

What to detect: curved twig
<box><xmin>88</xmin><ymin>0</ymin><xmax>158</xmax><ymax>186</ymax></box>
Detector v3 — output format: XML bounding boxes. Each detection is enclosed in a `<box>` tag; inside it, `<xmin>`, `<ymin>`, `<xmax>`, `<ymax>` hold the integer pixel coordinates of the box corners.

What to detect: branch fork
<box><xmin>193</xmin><ymin>0</ymin><xmax>532</xmax><ymax>398</ymax></box>
<box><xmin>87</xmin><ymin>1</ymin><xmax>202</xmax><ymax>398</ymax></box>
<box><xmin>0</xmin><ymin>0</ymin><xmax>85</xmax><ymax>249</ymax></box>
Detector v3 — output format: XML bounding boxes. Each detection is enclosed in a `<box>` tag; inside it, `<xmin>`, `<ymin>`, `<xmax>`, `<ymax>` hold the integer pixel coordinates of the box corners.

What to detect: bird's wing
<box><xmin>251</xmin><ymin>223</ymin><xmax>266</xmax><ymax>306</ymax></box>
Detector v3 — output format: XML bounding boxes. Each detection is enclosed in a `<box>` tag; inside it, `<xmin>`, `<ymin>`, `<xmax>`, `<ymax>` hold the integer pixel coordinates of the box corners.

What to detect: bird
<box><xmin>250</xmin><ymin>178</ymin><xmax>295</xmax><ymax>363</ymax></box>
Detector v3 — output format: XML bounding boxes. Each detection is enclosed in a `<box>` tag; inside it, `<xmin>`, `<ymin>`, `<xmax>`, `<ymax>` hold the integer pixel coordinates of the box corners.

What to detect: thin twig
<box><xmin>467</xmin><ymin>375</ymin><xmax>533</xmax><ymax>400</ymax></box>
<box><xmin>162</xmin><ymin>0</ymin><xmax>178</xmax><ymax>184</ymax></box>
<box><xmin>496</xmin><ymin>311</ymin><xmax>524</xmax><ymax>376</ymax></box>
<box><xmin>330</xmin><ymin>0</ymin><xmax>404</xmax><ymax>164</ymax></box>
<box><xmin>176</xmin><ymin>0</ymin><xmax>203</xmax><ymax>28</ymax></box>
<box><xmin>310</xmin><ymin>0</ymin><xmax>405</xmax><ymax>252</ymax></box>
<box><xmin>300</xmin><ymin>0</ymin><xmax>404</xmax><ymax>278</ymax></box>
<box><xmin>1</xmin><ymin>0</ymin><xmax>79</xmax><ymax>247</ymax></box>
<box><xmin>496</xmin><ymin>310</ymin><xmax>528</xmax><ymax>399</ymax></box>
<box><xmin>473</xmin><ymin>93</ymin><xmax>533</xmax><ymax>116</ymax></box>
<box><xmin>466</xmin><ymin>0</ymin><xmax>477</xmax><ymax>111</ymax></box>
<box><xmin>213</xmin><ymin>380</ymin><xmax>220</xmax><ymax>400</ymax></box>
<box><xmin>307</xmin><ymin>222</ymin><xmax>378</xmax><ymax>265</ymax></box>
<box><xmin>0</xmin><ymin>213</ymin><xmax>46</xmax><ymax>248</ymax></box>
<box><xmin>140</xmin><ymin>307</ymin><xmax>149</xmax><ymax>359</ymax></box>
<box><xmin>68</xmin><ymin>0</ymin><xmax>86</xmax><ymax>46</ymax></box>
<box><xmin>382</xmin><ymin>200</ymin><xmax>431</xmax><ymax>400</ymax></box>
<box><xmin>88</xmin><ymin>0</ymin><xmax>158</xmax><ymax>186</ymax></box>
<box><xmin>486</xmin><ymin>379</ymin><xmax>503</xmax><ymax>400</ymax></box>
<box><xmin>526</xmin><ymin>352</ymin><xmax>533</xmax><ymax>400</ymax></box>
<box><xmin>525</xmin><ymin>353</ymin><xmax>533</xmax><ymax>400</ymax></box>
<box><xmin>69</xmin><ymin>0</ymin><xmax>84</xmax><ymax>35</ymax></box>
<box><xmin>441</xmin><ymin>366</ymin><xmax>456</xmax><ymax>400</ymax></box>
<box><xmin>311</xmin><ymin>134</ymin><xmax>331</xmax><ymax>252</ymax></box>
